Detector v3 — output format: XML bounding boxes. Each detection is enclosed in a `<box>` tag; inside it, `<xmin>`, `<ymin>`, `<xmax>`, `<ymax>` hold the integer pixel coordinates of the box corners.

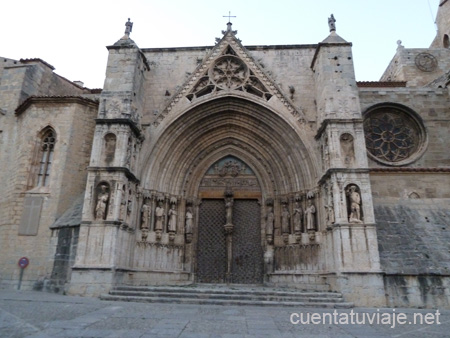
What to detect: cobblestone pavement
<box><xmin>0</xmin><ymin>290</ymin><xmax>449</xmax><ymax>337</ymax></box>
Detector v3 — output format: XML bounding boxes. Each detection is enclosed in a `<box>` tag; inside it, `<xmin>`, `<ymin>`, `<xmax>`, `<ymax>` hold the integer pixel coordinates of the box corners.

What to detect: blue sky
<box><xmin>1</xmin><ymin>0</ymin><xmax>440</xmax><ymax>88</ymax></box>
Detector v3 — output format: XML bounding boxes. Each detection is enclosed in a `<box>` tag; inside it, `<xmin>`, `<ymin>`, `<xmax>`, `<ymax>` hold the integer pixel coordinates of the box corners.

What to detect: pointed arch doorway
<box><xmin>196</xmin><ymin>155</ymin><xmax>264</xmax><ymax>284</ymax></box>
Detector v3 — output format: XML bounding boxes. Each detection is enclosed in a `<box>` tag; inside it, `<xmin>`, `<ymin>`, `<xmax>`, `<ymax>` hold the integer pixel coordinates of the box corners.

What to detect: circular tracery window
<box><xmin>209</xmin><ymin>55</ymin><xmax>249</xmax><ymax>89</ymax></box>
<box><xmin>363</xmin><ymin>105</ymin><xmax>427</xmax><ymax>166</ymax></box>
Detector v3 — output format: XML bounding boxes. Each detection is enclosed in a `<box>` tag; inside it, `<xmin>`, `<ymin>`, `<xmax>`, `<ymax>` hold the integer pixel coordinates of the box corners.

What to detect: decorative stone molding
<box><xmin>415</xmin><ymin>52</ymin><xmax>438</xmax><ymax>72</ymax></box>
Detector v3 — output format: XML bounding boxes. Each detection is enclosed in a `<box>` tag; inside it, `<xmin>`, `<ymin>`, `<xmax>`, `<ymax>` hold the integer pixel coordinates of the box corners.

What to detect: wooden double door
<box><xmin>196</xmin><ymin>199</ymin><xmax>263</xmax><ymax>284</ymax></box>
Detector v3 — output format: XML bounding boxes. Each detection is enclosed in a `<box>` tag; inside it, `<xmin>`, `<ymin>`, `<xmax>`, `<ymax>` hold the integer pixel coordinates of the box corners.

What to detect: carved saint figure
<box><xmin>124</xmin><ymin>18</ymin><xmax>133</xmax><ymax>36</ymax></box>
<box><xmin>293</xmin><ymin>201</ymin><xmax>303</xmax><ymax>233</ymax></box>
<box><xmin>347</xmin><ymin>185</ymin><xmax>362</xmax><ymax>223</ymax></box>
<box><xmin>225</xmin><ymin>197</ymin><xmax>233</xmax><ymax>224</ymax></box>
<box><xmin>328</xmin><ymin>14</ymin><xmax>336</xmax><ymax>32</ymax></box>
<box><xmin>95</xmin><ymin>184</ymin><xmax>109</xmax><ymax>220</ymax></box>
<box><xmin>104</xmin><ymin>133</ymin><xmax>116</xmax><ymax>164</ymax></box>
<box><xmin>168</xmin><ymin>204</ymin><xmax>177</xmax><ymax>232</ymax></box>
<box><xmin>305</xmin><ymin>200</ymin><xmax>316</xmax><ymax>231</ymax></box>
<box><xmin>266</xmin><ymin>206</ymin><xmax>274</xmax><ymax>236</ymax></box>
<box><xmin>326</xmin><ymin>204</ymin><xmax>335</xmax><ymax>224</ymax></box>
<box><xmin>281</xmin><ymin>204</ymin><xmax>290</xmax><ymax>234</ymax></box>
<box><xmin>119</xmin><ymin>199</ymin><xmax>127</xmax><ymax>221</ymax></box>
<box><xmin>340</xmin><ymin>133</ymin><xmax>355</xmax><ymax>167</ymax></box>
<box><xmin>185</xmin><ymin>207</ymin><xmax>193</xmax><ymax>234</ymax></box>
<box><xmin>141</xmin><ymin>200</ymin><xmax>151</xmax><ymax>229</ymax></box>
<box><xmin>154</xmin><ymin>201</ymin><xmax>165</xmax><ymax>231</ymax></box>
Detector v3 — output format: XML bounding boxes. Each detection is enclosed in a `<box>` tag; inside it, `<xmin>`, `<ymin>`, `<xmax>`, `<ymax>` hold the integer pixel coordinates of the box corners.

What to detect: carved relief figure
<box><xmin>293</xmin><ymin>201</ymin><xmax>303</xmax><ymax>233</ymax></box>
<box><xmin>281</xmin><ymin>204</ymin><xmax>290</xmax><ymax>234</ymax></box>
<box><xmin>185</xmin><ymin>207</ymin><xmax>193</xmax><ymax>234</ymax></box>
<box><xmin>154</xmin><ymin>201</ymin><xmax>165</xmax><ymax>231</ymax></box>
<box><xmin>119</xmin><ymin>185</ymin><xmax>127</xmax><ymax>222</ymax></box>
<box><xmin>125</xmin><ymin>137</ymin><xmax>132</xmax><ymax>166</ymax></box>
<box><xmin>340</xmin><ymin>133</ymin><xmax>355</xmax><ymax>167</ymax></box>
<box><xmin>323</xmin><ymin>136</ymin><xmax>330</xmax><ymax>169</ymax></box>
<box><xmin>225</xmin><ymin>197</ymin><xmax>233</xmax><ymax>225</ymax></box>
<box><xmin>168</xmin><ymin>204</ymin><xmax>177</xmax><ymax>233</ymax></box>
<box><xmin>104</xmin><ymin>133</ymin><xmax>116</xmax><ymax>164</ymax></box>
<box><xmin>141</xmin><ymin>200</ymin><xmax>150</xmax><ymax>229</ymax></box>
<box><xmin>95</xmin><ymin>184</ymin><xmax>109</xmax><ymax>220</ymax></box>
<box><xmin>305</xmin><ymin>200</ymin><xmax>316</xmax><ymax>231</ymax></box>
<box><xmin>325</xmin><ymin>204</ymin><xmax>335</xmax><ymax>225</ymax></box>
<box><xmin>126</xmin><ymin>189</ymin><xmax>133</xmax><ymax>223</ymax></box>
<box><xmin>266</xmin><ymin>206</ymin><xmax>274</xmax><ymax>236</ymax></box>
<box><xmin>347</xmin><ymin>185</ymin><xmax>362</xmax><ymax>223</ymax></box>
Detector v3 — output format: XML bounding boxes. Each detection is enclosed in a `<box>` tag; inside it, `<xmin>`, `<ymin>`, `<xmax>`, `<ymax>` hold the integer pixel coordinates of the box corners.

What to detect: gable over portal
<box><xmin>144</xmin><ymin>23</ymin><xmax>311</xmax><ymax>128</ymax></box>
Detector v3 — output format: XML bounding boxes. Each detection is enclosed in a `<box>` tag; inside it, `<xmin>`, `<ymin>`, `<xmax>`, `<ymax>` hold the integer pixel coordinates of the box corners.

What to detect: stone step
<box><xmin>112</xmin><ymin>285</ymin><xmax>341</xmax><ymax>298</ymax></box>
<box><xmin>100</xmin><ymin>294</ymin><xmax>353</xmax><ymax>308</ymax></box>
<box><xmin>100</xmin><ymin>285</ymin><xmax>353</xmax><ymax>308</ymax></box>
<box><xmin>108</xmin><ymin>290</ymin><xmax>345</xmax><ymax>303</ymax></box>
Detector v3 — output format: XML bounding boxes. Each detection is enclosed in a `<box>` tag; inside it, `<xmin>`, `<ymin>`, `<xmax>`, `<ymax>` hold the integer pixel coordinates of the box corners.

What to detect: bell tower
<box><xmin>430</xmin><ymin>0</ymin><xmax>450</xmax><ymax>48</ymax></box>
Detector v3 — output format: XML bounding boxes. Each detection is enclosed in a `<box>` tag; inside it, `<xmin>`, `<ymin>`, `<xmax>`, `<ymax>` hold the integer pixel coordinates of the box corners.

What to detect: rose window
<box><xmin>209</xmin><ymin>56</ymin><xmax>249</xmax><ymax>89</ymax></box>
<box><xmin>363</xmin><ymin>106</ymin><xmax>427</xmax><ymax>165</ymax></box>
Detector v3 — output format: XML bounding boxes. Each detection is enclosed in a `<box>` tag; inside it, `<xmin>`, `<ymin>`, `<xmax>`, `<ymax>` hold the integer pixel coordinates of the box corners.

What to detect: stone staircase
<box><xmin>100</xmin><ymin>284</ymin><xmax>353</xmax><ymax>308</ymax></box>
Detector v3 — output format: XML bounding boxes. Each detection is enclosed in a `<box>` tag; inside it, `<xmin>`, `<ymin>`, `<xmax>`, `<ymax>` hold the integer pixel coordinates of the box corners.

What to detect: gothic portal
<box><xmin>2</xmin><ymin>3</ymin><xmax>450</xmax><ymax>308</ymax></box>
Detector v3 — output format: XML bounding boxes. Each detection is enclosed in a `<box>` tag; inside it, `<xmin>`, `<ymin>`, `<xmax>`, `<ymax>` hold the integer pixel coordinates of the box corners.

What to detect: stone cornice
<box><xmin>357</xmin><ymin>81</ymin><xmax>407</xmax><ymax>88</ymax></box>
<box><xmin>370</xmin><ymin>167</ymin><xmax>450</xmax><ymax>173</ymax></box>
<box><xmin>318</xmin><ymin>168</ymin><xmax>370</xmax><ymax>185</ymax></box>
<box><xmin>19</xmin><ymin>58</ymin><xmax>55</xmax><ymax>70</ymax></box>
<box><xmin>315</xmin><ymin>118</ymin><xmax>364</xmax><ymax>139</ymax></box>
<box><xmin>87</xmin><ymin>166</ymin><xmax>140</xmax><ymax>183</ymax></box>
<box><xmin>15</xmin><ymin>96</ymin><xmax>99</xmax><ymax>115</ymax></box>
<box><xmin>95</xmin><ymin>118</ymin><xmax>142</xmax><ymax>138</ymax></box>
<box><xmin>140</xmin><ymin>44</ymin><xmax>319</xmax><ymax>54</ymax></box>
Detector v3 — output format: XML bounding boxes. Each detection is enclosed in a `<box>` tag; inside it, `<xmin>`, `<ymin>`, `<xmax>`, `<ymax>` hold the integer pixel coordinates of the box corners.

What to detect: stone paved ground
<box><xmin>0</xmin><ymin>290</ymin><xmax>449</xmax><ymax>337</ymax></box>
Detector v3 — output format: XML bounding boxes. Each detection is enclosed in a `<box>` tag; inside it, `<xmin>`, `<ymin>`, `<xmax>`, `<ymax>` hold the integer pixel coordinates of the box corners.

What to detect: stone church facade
<box><xmin>1</xmin><ymin>2</ymin><xmax>449</xmax><ymax>308</ymax></box>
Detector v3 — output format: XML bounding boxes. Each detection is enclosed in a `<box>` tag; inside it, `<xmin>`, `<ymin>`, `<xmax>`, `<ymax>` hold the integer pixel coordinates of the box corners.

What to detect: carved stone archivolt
<box><xmin>363</xmin><ymin>104</ymin><xmax>427</xmax><ymax>165</ymax></box>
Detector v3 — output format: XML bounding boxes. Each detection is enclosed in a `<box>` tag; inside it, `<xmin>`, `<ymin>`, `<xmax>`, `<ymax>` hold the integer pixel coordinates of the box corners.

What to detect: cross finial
<box><xmin>223</xmin><ymin>11</ymin><xmax>236</xmax><ymax>24</ymax></box>
<box><xmin>222</xmin><ymin>11</ymin><xmax>237</xmax><ymax>34</ymax></box>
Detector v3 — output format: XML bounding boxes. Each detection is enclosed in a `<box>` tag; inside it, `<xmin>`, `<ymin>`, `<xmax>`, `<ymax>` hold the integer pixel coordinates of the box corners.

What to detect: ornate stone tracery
<box><xmin>415</xmin><ymin>52</ymin><xmax>438</xmax><ymax>72</ymax></box>
<box><xmin>363</xmin><ymin>105</ymin><xmax>427</xmax><ymax>165</ymax></box>
<box><xmin>187</xmin><ymin>52</ymin><xmax>273</xmax><ymax>102</ymax></box>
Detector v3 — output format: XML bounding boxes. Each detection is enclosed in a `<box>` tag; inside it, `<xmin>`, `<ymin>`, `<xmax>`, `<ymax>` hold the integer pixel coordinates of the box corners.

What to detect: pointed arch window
<box><xmin>36</xmin><ymin>129</ymin><xmax>56</xmax><ymax>187</ymax></box>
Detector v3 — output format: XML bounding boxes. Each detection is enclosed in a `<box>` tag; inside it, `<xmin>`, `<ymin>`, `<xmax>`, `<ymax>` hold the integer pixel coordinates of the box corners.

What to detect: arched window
<box><xmin>444</xmin><ymin>34</ymin><xmax>449</xmax><ymax>49</ymax></box>
<box><xmin>36</xmin><ymin>129</ymin><xmax>56</xmax><ymax>187</ymax></box>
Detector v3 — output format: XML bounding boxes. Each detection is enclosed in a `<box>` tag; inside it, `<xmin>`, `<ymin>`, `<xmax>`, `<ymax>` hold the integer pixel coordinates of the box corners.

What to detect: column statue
<box><xmin>95</xmin><ymin>184</ymin><xmax>109</xmax><ymax>220</ymax></box>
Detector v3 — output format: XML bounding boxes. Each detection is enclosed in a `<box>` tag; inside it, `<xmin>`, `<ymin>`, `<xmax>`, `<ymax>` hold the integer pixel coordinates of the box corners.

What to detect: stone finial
<box><xmin>328</xmin><ymin>14</ymin><xmax>336</xmax><ymax>32</ymax></box>
<box><xmin>397</xmin><ymin>40</ymin><xmax>404</xmax><ymax>49</ymax></box>
<box><xmin>125</xmin><ymin>18</ymin><xmax>133</xmax><ymax>37</ymax></box>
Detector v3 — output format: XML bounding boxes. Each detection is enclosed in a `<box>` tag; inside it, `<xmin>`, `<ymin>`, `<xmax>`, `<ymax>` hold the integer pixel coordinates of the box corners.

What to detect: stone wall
<box><xmin>140</xmin><ymin>45</ymin><xmax>318</xmax><ymax>126</ymax></box>
<box><xmin>359</xmin><ymin>87</ymin><xmax>450</xmax><ymax>169</ymax></box>
<box><xmin>0</xmin><ymin>98</ymin><xmax>97</xmax><ymax>290</ymax></box>
<box><xmin>374</xmin><ymin>198</ymin><xmax>450</xmax><ymax>307</ymax></box>
<box><xmin>430</xmin><ymin>0</ymin><xmax>450</xmax><ymax>48</ymax></box>
<box><xmin>380</xmin><ymin>48</ymin><xmax>450</xmax><ymax>87</ymax></box>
